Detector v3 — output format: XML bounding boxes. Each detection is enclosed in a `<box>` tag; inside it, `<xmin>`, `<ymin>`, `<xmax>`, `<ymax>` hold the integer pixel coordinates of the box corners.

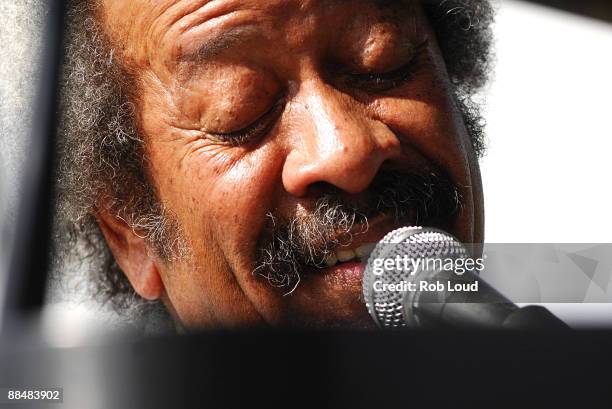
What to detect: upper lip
<box><xmin>334</xmin><ymin>213</ymin><xmax>395</xmax><ymax>251</ymax></box>
<box><xmin>319</xmin><ymin>212</ymin><xmax>410</xmax><ymax>267</ymax></box>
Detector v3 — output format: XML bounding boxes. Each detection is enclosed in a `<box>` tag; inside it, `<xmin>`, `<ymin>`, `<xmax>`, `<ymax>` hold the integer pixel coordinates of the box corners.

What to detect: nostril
<box><xmin>378</xmin><ymin>159</ymin><xmax>402</xmax><ymax>174</ymax></box>
<box><xmin>304</xmin><ymin>181</ymin><xmax>342</xmax><ymax>199</ymax></box>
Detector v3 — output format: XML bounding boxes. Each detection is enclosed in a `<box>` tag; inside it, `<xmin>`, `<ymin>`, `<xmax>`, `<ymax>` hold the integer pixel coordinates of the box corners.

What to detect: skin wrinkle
<box><xmin>160</xmin><ymin>4</ymin><xmax>273</xmax><ymax>78</ymax></box>
<box><xmin>163</xmin><ymin>0</ymin><xmax>215</xmax><ymax>34</ymax></box>
<box><xmin>56</xmin><ymin>0</ymin><xmax>494</xmax><ymax>328</ymax></box>
<box><xmin>176</xmin><ymin>0</ymin><xmax>255</xmax><ymax>35</ymax></box>
<box><xmin>177</xmin><ymin>0</ymin><xmax>460</xmax><ymax>326</ymax></box>
<box><xmin>178</xmin><ymin>24</ymin><xmax>260</xmax><ymax>63</ymax></box>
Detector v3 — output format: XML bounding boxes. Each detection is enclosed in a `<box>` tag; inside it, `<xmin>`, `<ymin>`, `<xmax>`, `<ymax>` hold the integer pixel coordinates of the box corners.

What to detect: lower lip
<box><xmin>319</xmin><ymin>260</ymin><xmax>366</xmax><ymax>286</ymax></box>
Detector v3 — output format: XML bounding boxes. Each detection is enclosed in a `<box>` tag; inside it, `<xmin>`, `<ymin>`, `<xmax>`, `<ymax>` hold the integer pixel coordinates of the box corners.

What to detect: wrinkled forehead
<box><xmin>100</xmin><ymin>0</ymin><xmax>420</xmax><ymax>69</ymax></box>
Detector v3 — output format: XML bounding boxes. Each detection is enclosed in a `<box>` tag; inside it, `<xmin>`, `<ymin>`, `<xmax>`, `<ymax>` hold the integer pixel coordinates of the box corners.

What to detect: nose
<box><xmin>282</xmin><ymin>82</ymin><xmax>401</xmax><ymax>197</ymax></box>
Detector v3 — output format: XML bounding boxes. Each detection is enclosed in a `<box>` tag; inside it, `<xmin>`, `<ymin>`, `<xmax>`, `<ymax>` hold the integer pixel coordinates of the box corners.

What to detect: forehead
<box><xmin>102</xmin><ymin>0</ymin><xmax>410</xmax><ymax>25</ymax></box>
<box><xmin>101</xmin><ymin>0</ymin><xmax>417</xmax><ymax>68</ymax></box>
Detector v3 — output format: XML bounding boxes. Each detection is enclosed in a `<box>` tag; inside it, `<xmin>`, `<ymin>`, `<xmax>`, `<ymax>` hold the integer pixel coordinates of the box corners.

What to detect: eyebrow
<box><xmin>177</xmin><ymin>24</ymin><xmax>260</xmax><ymax>63</ymax></box>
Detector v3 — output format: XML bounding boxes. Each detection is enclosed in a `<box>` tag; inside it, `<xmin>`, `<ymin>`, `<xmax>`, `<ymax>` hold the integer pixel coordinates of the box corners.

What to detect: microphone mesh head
<box><xmin>362</xmin><ymin>226</ymin><xmax>467</xmax><ymax>328</ymax></box>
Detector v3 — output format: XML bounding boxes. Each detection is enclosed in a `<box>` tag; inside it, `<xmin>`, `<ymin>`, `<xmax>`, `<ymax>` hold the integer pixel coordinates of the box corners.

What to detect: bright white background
<box><xmin>481</xmin><ymin>0</ymin><xmax>612</xmax><ymax>243</ymax></box>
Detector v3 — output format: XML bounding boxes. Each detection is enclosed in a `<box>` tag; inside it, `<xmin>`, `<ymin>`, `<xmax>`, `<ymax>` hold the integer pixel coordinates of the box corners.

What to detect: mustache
<box><xmin>253</xmin><ymin>169</ymin><xmax>461</xmax><ymax>293</ymax></box>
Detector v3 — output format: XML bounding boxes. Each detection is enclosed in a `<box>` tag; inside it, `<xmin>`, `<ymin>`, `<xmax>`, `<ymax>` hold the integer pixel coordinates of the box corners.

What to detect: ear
<box><xmin>95</xmin><ymin>210</ymin><xmax>163</xmax><ymax>300</ymax></box>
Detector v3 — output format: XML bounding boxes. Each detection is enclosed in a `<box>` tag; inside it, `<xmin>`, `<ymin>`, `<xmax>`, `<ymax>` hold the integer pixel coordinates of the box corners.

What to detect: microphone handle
<box><xmin>408</xmin><ymin>271</ymin><xmax>570</xmax><ymax>330</ymax></box>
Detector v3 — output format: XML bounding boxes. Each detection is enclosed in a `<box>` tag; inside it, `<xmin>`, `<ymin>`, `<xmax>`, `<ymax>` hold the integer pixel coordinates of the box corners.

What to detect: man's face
<box><xmin>99</xmin><ymin>0</ymin><xmax>484</xmax><ymax>328</ymax></box>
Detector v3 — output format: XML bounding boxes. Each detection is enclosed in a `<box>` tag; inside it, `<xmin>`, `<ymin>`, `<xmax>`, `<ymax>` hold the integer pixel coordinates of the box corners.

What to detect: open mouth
<box><xmin>315</xmin><ymin>212</ymin><xmax>405</xmax><ymax>271</ymax></box>
<box><xmin>323</xmin><ymin>243</ymin><xmax>377</xmax><ymax>267</ymax></box>
<box><xmin>315</xmin><ymin>209</ymin><xmax>454</xmax><ymax>272</ymax></box>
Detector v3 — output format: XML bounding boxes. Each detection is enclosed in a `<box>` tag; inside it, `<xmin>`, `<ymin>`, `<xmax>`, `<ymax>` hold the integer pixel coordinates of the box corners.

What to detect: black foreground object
<box><xmin>2</xmin><ymin>330</ymin><xmax>612</xmax><ymax>409</ymax></box>
<box><xmin>0</xmin><ymin>0</ymin><xmax>65</xmax><ymax>327</ymax></box>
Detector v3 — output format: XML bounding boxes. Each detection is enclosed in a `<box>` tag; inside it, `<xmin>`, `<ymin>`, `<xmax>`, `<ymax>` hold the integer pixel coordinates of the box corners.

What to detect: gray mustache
<box><xmin>253</xmin><ymin>170</ymin><xmax>461</xmax><ymax>292</ymax></box>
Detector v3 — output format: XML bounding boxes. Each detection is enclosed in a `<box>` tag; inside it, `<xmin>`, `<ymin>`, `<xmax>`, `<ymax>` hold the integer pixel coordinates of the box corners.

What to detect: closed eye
<box><xmin>342</xmin><ymin>39</ymin><xmax>428</xmax><ymax>93</ymax></box>
<box><xmin>205</xmin><ymin>99</ymin><xmax>285</xmax><ymax>146</ymax></box>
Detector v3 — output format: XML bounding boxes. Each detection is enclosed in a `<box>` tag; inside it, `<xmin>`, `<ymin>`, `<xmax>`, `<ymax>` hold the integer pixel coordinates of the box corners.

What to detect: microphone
<box><xmin>362</xmin><ymin>227</ymin><xmax>569</xmax><ymax>330</ymax></box>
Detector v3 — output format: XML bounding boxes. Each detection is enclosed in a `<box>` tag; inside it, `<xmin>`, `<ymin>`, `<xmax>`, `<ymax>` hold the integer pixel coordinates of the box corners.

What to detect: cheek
<box><xmin>166</xmin><ymin>144</ymin><xmax>284</xmax><ymax>251</ymax></box>
<box><xmin>144</xmin><ymin>139</ymin><xmax>285</xmax><ymax>326</ymax></box>
<box><xmin>370</xmin><ymin>63</ymin><xmax>471</xmax><ymax>176</ymax></box>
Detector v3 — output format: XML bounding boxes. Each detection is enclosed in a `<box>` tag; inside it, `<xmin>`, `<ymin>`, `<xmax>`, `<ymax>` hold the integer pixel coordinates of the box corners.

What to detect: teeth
<box><xmin>355</xmin><ymin>243</ymin><xmax>376</xmax><ymax>259</ymax></box>
<box><xmin>324</xmin><ymin>244</ymin><xmax>377</xmax><ymax>267</ymax></box>
<box><xmin>324</xmin><ymin>253</ymin><xmax>338</xmax><ymax>267</ymax></box>
<box><xmin>337</xmin><ymin>249</ymin><xmax>356</xmax><ymax>262</ymax></box>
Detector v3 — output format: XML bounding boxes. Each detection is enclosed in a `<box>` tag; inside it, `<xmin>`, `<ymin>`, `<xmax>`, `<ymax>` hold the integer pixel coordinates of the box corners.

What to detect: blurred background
<box><xmin>1</xmin><ymin>0</ymin><xmax>612</xmax><ymax>334</ymax></box>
